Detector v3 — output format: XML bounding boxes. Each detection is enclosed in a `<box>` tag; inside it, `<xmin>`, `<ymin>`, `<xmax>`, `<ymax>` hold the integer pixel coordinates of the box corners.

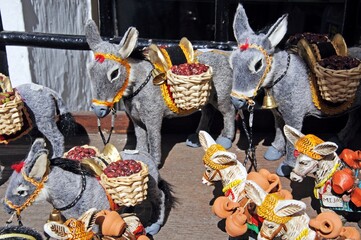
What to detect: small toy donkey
<box><xmin>230</xmin><ymin>3</ymin><xmax>361</xmax><ymax>177</ymax></box>
<box><xmin>85</xmin><ymin>20</ymin><xmax>236</xmax><ymax>167</ymax></box>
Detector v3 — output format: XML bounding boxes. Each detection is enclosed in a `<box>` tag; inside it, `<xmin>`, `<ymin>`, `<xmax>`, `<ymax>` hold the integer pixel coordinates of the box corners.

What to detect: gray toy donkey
<box><xmin>0</xmin><ymin>82</ymin><xmax>73</xmax><ymax>184</ymax></box>
<box><xmin>230</xmin><ymin>4</ymin><xmax>361</xmax><ymax>177</ymax></box>
<box><xmin>3</xmin><ymin>138</ymin><xmax>174</xmax><ymax>236</ymax></box>
<box><xmin>85</xmin><ymin>20</ymin><xmax>236</xmax><ymax>166</ymax></box>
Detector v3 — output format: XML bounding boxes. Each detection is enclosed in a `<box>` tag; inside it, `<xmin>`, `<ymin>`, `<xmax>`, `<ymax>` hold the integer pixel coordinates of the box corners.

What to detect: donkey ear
<box><xmin>44</xmin><ymin>221</ymin><xmax>71</xmax><ymax>239</ymax></box>
<box><xmin>118</xmin><ymin>27</ymin><xmax>138</xmax><ymax>59</ymax></box>
<box><xmin>232</xmin><ymin>4</ymin><xmax>254</xmax><ymax>43</ymax></box>
<box><xmin>212</xmin><ymin>151</ymin><xmax>237</xmax><ymax>165</ymax></box>
<box><xmin>313</xmin><ymin>142</ymin><xmax>338</xmax><ymax>156</ymax></box>
<box><xmin>274</xmin><ymin>199</ymin><xmax>306</xmax><ymax>217</ymax></box>
<box><xmin>28</xmin><ymin>152</ymin><xmax>49</xmax><ymax>179</ymax></box>
<box><xmin>244</xmin><ymin>180</ymin><xmax>267</xmax><ymax>206</ymax></box>
<box><xmin>85</xmin><ymin>19</ymin><xmax>103</xmax><ymax>51</ymax></box>
<box><xmin>265</xmin><ymin>14</ymin><xmax>288</xmax><ymax>49</ymax></box>
<box><xmin>284</xmin><ymin>125</ymin><xmax>304</xmax><ymax>146</ymax></box>
<box><xmin>199</xmin><ymin>130</ymin><xmax>217</xmax><ymax>151</ymax></box>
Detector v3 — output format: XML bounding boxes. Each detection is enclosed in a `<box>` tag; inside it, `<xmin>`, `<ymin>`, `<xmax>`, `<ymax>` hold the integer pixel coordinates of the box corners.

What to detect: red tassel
<box><xmin>240</xmin><ymin>39</ymin><xmax>249</xmax><ymax>51</ymax></box>
<box><xmin>95</xmin><ymin>54</ymin><xmax>105</xmax><ymax>63</ymax></box>
<box><xmin>11</xmin><ymin>162</ymin><xmax>25</xmax><ymax>173</ymax></box>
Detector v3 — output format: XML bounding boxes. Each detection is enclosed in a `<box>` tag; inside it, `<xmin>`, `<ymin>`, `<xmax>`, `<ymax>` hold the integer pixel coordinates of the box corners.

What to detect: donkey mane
<box><xmin>130</xmin><ymin>47</ymin><xmax>147</xmax><ymax>60</ymax></box>
<box><xmin>49</xmin><ymin>158</ymin><xmax>96</xmax><ymax>177</ymax></box>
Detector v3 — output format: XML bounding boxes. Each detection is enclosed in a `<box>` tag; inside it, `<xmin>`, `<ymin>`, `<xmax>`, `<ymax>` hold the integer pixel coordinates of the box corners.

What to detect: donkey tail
<box><xmin>47</xmin><ymin>88</ymin><xmax>77</xmax><ymax>137</ymax></box>
<box><xmin>158</xmin><ymin>178</ymin><xmax>178</xmax><ymax>210</ymax></box>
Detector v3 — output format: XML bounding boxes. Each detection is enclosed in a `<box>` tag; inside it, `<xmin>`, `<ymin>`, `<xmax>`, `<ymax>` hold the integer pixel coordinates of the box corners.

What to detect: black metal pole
<box><xmin>0</xmin><ymin>31</ymin><xmax>237</xmax><ymax>51</ymax></box>
<box><xmin>214</xmin><ymin>0</ymin><xmax>230</xmax><ymax>42</ymax></box>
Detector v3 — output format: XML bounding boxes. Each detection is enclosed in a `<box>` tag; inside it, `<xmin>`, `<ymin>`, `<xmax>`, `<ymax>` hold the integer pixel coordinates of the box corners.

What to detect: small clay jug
<box><xmin>309</xmin><ymin>211</ymin><xmax>342</xmax><ymax>239</ymax></box>
<box><xmin>331</xmin><ymin>168</ymin><xmax>354</xmax><ymax>195</ymax></box>
<box><xmin>339</xmin><ymin>149</ymin><xmax>359</xmax><ymax>169</ymax></box>
<box><xmin>247</xmin><ymin>171</ymin><xmax>269</xmax><ymax>192</ymax></box>
<box><xmin>340</xmin><ymin>226</ymin><xmax>361</xmax><ymax>240</ymax></box>
<box><xmin>212</xmin><ymin>196</ymin><xmax>240</xmax><ymax>219</ymax></box>
<box><xmin>350</xmin><ymin>187</ymin><xmax>361</xmax><ymax>207</ymax></box>
<box><xmin>96</xmin><ymin>210</ymin><xmax>126</xmax><ymax>237</ymax></box>
<box><xmin>225</xmin><ymin>209</ymin><xmax>248</xmax><ymax>237</ymax></box>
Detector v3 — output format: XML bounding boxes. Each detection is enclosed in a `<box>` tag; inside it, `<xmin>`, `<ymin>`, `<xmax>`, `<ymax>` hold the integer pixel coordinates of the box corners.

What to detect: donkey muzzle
<box><xmin>91</xmin><ymin>103</ymin><xmax>111</xmax><ymax>118</ymax></box>
<box><xmin>230</xmin><ymin>96</ymin><xmax>246</xmax><ymax>110</ymax></box>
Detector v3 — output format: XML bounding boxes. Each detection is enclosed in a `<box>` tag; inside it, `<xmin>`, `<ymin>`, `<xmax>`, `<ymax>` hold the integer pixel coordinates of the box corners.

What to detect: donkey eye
<box><xmin>107</xmin><ymin>66</ymin><xmax>120</xmax><ymax>83</ymax></box>
<box><xmin>206</xmin><ymin>169</ymin><xmax>212</xmax><ymax>173</ymax></box>
<box><xmin>254</xmin><ymin>59</ymin><xmax>263</xmax><ymax>72</ymax></box>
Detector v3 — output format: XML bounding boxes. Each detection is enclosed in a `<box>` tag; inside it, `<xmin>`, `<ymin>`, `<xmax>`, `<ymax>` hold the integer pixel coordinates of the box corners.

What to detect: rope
<box><xmin>239</xmin><ymin>104</ymin><xmax>257</xmax><ymax>172</ymax></box>
<box><xmin>97</xmin><ymin>109</ymin><xmax>116</xmax><ymax>145</ymax></box>
<box><xmin>123</xmin><ymin>70</ymin><xmax>153</xmax><ymax>100</ymax></box>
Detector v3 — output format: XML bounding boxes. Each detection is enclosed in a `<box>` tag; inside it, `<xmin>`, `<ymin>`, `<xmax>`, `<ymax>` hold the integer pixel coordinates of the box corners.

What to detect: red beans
<box><xmin>319</xmin><ymin>55</ymin><xmax>360</xmax><ymax>70</ymax></box>
<box><xmin>65</xmin><ymin>146</ymin><xmax>97</xmax><ymax>160</ymax></box>
<box><xmin>0</xmin><ymin>91</ymin><xmax>16</xmax><ymax>105</ymax></box>
<box><xmin>171</xmin><ymin>63</ymin><xmax>209</xmax><ymax>76</ymax></box>
<box><xmin>103</xmin><ymin>159</ymin><xmax>142</xmax><ymax>178</ymax></box>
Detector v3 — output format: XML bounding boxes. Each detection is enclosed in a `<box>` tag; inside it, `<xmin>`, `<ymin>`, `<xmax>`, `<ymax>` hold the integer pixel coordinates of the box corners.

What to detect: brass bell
<box><xmin>47</xmin><ymin>209</ymin><xmax>66</xmax><ymax>223</ymax></box>
<box><xmin>261</xmin><ymin>89</ymin><xmax>277</xmax><ymax>109</ymax></box>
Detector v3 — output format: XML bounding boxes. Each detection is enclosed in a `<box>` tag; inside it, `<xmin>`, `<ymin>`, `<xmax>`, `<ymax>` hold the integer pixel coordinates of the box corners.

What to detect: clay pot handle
<box><xmin>340</xmin><ymin>226</ymin><xmax>361</xmax><ymax>240</ymax></box>
<box><xmin>266</xmin><ymin>174</ymin><xmax>281</xmax><ymax>193</ymax></box>
<box><xmin>339</xmin><ymin>149</ymin><xmax>358</xmax><ymax>168</ymax></box>
<box><xmin>212</xmin><ymin>196</ymin><xmax>241</xmax><ymax>219</ymax></box>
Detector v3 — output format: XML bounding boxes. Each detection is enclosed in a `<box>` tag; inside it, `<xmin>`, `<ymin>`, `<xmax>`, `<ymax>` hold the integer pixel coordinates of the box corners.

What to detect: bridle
<box><xmin>92</xmin><ymin>52</ymin><xmax>131</xmax><ymax>109</ymax></box>
<box><xmin>4</xmin><ymin>166</ymin><xmax>87</xmax><ymax>224</ymax></box>
<box><xmin>230</xmin><ymin>42</ymin><xmax>291</xmax><ymax>105</ymax></box>
<box><xmin>230</xmin><ymin>43</ymin><xmax>273</xmax><ymax>105</ymax></box>
<box><xmin>4</xmin><ymin>170</ymin><xmax>48</xmax><ymax>219</ymax></box>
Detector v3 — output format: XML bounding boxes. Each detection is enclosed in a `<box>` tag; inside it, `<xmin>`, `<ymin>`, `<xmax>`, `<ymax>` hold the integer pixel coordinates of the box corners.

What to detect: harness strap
<box><xmin>55</xmin><ymin>169</ymin><xmax>87</xmax><ymax>211</ymax></box>
<box><xmin>123</xmin><ymin>70</ymin><xmax>153</xmax><ymax>100</ymax></box>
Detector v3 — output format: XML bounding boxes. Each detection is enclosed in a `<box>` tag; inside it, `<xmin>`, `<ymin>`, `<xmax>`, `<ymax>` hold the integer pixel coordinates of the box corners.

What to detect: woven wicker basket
<box><xmin>100</xmin><ymin>161</ymin><xmax>149</xmax><ymax>207</ymax></box>
<box><xmin>314</xmin><ymin>61</ymin><xmax>361</xmax><ymax>103</ymax></box>
<box><xmin>166</xmin><ymin>66</ymin><xmax>213</xmax><ymax>110</ymax></box>
<box><xmin>0</xmin><ymin>74</ymin><xmax>24</xmax><ymax>135</ymax></box>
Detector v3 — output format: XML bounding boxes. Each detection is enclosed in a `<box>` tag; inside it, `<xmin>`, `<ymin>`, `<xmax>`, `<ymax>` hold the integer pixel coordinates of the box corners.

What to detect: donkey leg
<box><xmin>186</xmin><ymin>104</ymin><xmax>215</xmax><ymax>148</ymax></box>
<box><xmin>264</xmin><ymin>109</ymin><xmax>285</xmax><ymax>161</ymax></box>
<box><xmin>215</xmin><ymin>100</ymin><xmax>236</xmax><ymax>149</ymax></box>
<box><xmin>36</xmin><ymin>119</ymin><xmax>64</xmax><ymax>158</ymax></box>
<box><xmin>145</xmin><ymin>118</ymin><xmax>163</xmax><ymax>166</ymax></box>
<box><xmin>132</xmin><ymin>122</ymin><xmax>149</xmax><ymax>153</ymax></box>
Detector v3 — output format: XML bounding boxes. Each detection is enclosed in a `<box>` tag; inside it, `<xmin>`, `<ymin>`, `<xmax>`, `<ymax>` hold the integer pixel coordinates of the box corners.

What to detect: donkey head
<box><xmin>245</xmin><ymin>180</ymin><xmax>306</xmax><ymax>240</ymax></box>
<box><xmin>199</xmin><ymin>131</ymin><xmax>247</xmax><ymax>185</ymax></box>
<box><xmin>284</xmin><ymin>125</ymin><xmax>338</xmax><ymax>182</ymax></box>
<box><xmin>3</xmin><ymin>138</ymin><xmax>49</xmax><ymax>215</ymax></box>
<box><xmin>230</xmin><ymin>4</ymin><xmax>288</xmax><ymax>109</ymax></box>
<box><xmin>85</xmin><ymin>19</ymin><xmax>138</xmax><ymax>118</ymax></box>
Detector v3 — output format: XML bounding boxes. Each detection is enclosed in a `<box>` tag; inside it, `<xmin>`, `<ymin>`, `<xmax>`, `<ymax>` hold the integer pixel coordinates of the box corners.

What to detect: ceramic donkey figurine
<box><xmin>284</xmin><ymin>125</ymin><xmax>361</xmax><ymax>220</ymax></box>
<box><xmin>85</xmin><ymin>20</ymin><xmax>236</xmax><ymax>167</ymax></box>
<box><xmin>245</xmin><ymin>180</ymin><xmax>316</xmax><ymax>240</ymax></box>
<box><xmin>229</xmin><ymin>3</ymin><xmax>361</xmax><ymax>177</ymax></box>
<box><xmin>199</xmin><ymin>130</ymin><xmax>293</xmax><ymax>237</ymax></box>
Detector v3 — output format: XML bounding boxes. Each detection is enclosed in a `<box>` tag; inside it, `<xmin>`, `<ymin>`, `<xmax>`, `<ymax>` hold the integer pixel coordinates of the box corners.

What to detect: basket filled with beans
<box><xmin>63</xmin><ymin>145</ymin><xmax>99</xmax><ymax>160</ymax></box>
<box><xmin>100</xmin><ymin>159</ymin><xmax>149</xmax><ymax>207</ymax></box>
<box><xmin>166</xmin><ymin>62</ymin><xmax>213</xmax><ymax>110</ymax></box>
<box><xmin>0</xmin><ymin>73</ymin><xmax>25</xmax><ymax>135</ymax></box>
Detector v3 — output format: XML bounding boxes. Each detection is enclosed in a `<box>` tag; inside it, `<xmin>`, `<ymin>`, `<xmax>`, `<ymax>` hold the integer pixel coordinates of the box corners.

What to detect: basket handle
<box><xmin>0</xmin><ymin>73</ymin><xmax>13</xmax><ymax>92</ymax></box>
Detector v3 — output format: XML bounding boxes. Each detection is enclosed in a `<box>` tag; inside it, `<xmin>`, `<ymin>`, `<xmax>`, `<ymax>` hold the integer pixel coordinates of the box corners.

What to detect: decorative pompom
<box><xmin>240</xmin><ymin>39</ymin><xmax>249</xmax><ymax>51</ymax></box>
<box><xmin>11</xmin><ymin>162</ymin><xmax>25</xmax><ymax>173</ymax></box>
<box><xmin>95</xmin><ymin>54</ymin><xmax>105</xmax><ymax>63</ymax></box>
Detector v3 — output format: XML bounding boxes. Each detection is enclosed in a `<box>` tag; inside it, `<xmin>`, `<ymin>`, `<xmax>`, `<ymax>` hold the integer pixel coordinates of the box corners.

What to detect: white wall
<box><xmin>0</xmin><ymin>0</ymin><xmax>94</xmax><ymax>111</ymax></box>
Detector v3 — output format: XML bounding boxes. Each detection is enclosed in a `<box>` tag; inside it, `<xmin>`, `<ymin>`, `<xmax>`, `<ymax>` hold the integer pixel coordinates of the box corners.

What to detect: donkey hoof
<box><xmin>145</xmin><ymin>223</ymin><xmax>161</xmax><ymax>235</ymax></box>
<box><xmin>264</xmin><ymin>146</ymin><xmax>283</xmax><ymax>161</ymax></box>
<box><xmin>186</xmin><ymin>133</ymin><xmax>201</xmax><ymax>148</ymax></box>
<box><xmin>276</xmin><ymin>162</ymin><xmax>293</xmax><ymax>177</ymax></box>
<box><xmin>216</xmin><ymin>136</ymin><xmax>232</xmax><ymax>149</ymax></box>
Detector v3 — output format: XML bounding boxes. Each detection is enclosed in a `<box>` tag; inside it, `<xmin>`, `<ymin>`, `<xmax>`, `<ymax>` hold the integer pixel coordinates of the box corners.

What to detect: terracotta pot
<box><xmin>266</xmin><ymin>173</ymin><xmax>281</xmax><ymax>193</ymax></box>
<box><xmin>247</xmin><ymin>171</ymin><xmax>269</xmax><ymax>192</ymax></box>
<box><xmin>309</xmin><ymin>211</ymin><xmax>342</xmax><ymax>239</ymax></box>
<box><xmin>339</xmin><ymin>149</ymin><xmax>359</xmax><ymax>169</ymax></box>
<box><xmin>350</xmin><ymin>187</ymin><xmax>361</xmax><ymax>207</ymax></box>
<box><xmin>331</xmin><ymin>168</ymin><xmax>354</xmax><ymax>195</ymax></box>
<box><xmin>137</xmin><ymin>235</ymin><xmax>151</xmax><ymax>240</ymax></box>
<box><xmin>212</xmin><ymin>196</ymin><xmax>240</xmax><ymax>219</ymax></box>
<box><xmin>225</xmin><ymin>209</ymin><xmax>248</xmax><ymax>237</ymax></box>
<box><xmin>340</xmin><ymin>226</ymin><xmax>361</xmax><ymax>240</ymax></box>
<box><xmin>96</xmin><ymin>210</ymin><xmax>126</xmax><ymax>237</ymax></box>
